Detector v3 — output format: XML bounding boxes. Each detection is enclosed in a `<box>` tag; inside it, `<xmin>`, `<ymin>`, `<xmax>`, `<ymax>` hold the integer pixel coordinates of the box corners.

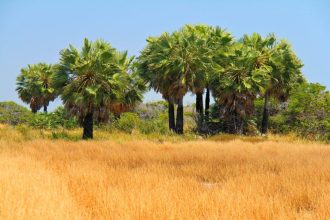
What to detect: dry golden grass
<box><xmin>0</xmin><ymin>125</ymin><xmax>330</xmax><ymax>219</ymax></box>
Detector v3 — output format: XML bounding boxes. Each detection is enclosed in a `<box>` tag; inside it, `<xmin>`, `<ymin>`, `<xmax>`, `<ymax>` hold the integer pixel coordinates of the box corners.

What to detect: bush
<box><xmin>29</xmin><ymin>107</ymin><xmax>78</xmax><ymax>129</ymax></box>
<box><xmin>0</xmin><ymin>101</ymin><xmax>32</xmax><ymax>125</ymax></box>
<box><xmin>134</xmin><ymin>101</ymin><xmax>167</xmax><ymax>120</ymax></box>
<box><xmin>269</xmin><ymin>83</ymin><xmax>330</xmax><ymax>141</ymax></box>
<box><xmin>115</xmin><ymin>112</ymin><xmax>141</xmax><ymax>134</ymax></box>
<box><xmin>138</xmin><ymin>112</ymin><xmax>168</xmax><ymax>134</ymax></box>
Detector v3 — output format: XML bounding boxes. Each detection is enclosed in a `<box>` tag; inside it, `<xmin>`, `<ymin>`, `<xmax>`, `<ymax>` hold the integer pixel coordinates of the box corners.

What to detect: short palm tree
<box><xmin>109</xmin><ymin>56</ymin><xmax>146</xmax><ymax>118</ymax></box>
<box><xmin>16</xmin><ymin>63</ymin><xmax>56</xmax><ymax>113</ymax></box>
<box><xmin>54</xmin><ymin>38</ymin><xmax>143</xmax><ymax>139</ymax></box>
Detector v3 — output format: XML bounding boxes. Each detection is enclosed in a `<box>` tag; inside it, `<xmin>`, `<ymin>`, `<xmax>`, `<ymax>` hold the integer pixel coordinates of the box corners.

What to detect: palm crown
<box><xmin>54</xmin><ymin>38</ymin><xmax>144</xmax><ymax>138</ymax></box>
<box><xmin>16</xmin><ymin>63</ymin><xmax>56</xmax><ymax>113</ymax></box>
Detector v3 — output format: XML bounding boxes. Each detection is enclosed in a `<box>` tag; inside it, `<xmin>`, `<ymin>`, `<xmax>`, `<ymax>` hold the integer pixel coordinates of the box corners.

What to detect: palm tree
<box><xmin>109</xmin><ymin>57</ymin><xmax>146</xmax><ymax>118</ymax></box>
<box><xmin>178</xmin><ymin>25</ymin><xmax>233</xmax><ymax>124</ymax></box>
<box><xmin>16</xmin><ymin>63</ymin><xmax>56</xmax><ymax>113</ymax></box>
<box><xmin>54</xmin><ymin>38</ymin><xmax>143</xmax><ymax>139</ymax></box>
<box><xmin>180</xmin><ymin>25</ymin><xmax>210</xmax><ymax>119</ymax></box>
<box><xmin>211</xmin><ymin>37</ymin><xmax>272</xmax><ymax>134</ymax></box>
<box><xmin>138</xmin><ymin>32</ymin><xmax>177</xmax><ymax>132</ymax></box>
<box><xmin>139</xmin><ymin>27</ymin><xmax>214</xmax><ymax>134</ymax></box>
<box><xmin>205</xmin><ymin>26</ymin><xmax>233</xmax><ymax>120</ymax></box>
<box><xmin>138</xmin><ymin>31</ymin><xmax>190</xmax><ymax>134</ymax></box>
<box><xmin>261</xmin><ymin>40</ymin><xmax>303</xmax><ymax>133</ymax></box>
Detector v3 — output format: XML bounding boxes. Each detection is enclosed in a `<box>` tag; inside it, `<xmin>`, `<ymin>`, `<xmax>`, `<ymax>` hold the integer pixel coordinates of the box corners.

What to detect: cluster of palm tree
<box><xmin>138</xmin><ymin>25</ymin><xmax>233</xmax><ymax>133</ymax></box>
<box><xmin>138</xmin><ymin>25</ymin><xmax>303</xmax><ymax>135</ymax></box>
<box><xmin>16</xmin><ymin>24</ymin><xmax>303</xmax><ymax>139</ymax></box>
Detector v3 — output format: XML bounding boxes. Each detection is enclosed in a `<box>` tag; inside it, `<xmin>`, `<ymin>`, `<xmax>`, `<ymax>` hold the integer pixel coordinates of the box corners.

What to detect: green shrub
<box><xmin>51</xmin><ymin>130</ymin><xmax>70</xmax><ymax>140</ymax></box>
<box><xmin>29</xmin><ymin>107</ymin><xmax>78</xmax><ymax>129</ymax></box>
<box><xmin>0</xmin><ymin>101</ymin><xmax>32</xmax><ymax>125</ymax></box>
<box><xmin>134</xmin><ymin>101</ymin><xmax>167</xmax><ymax>119</ymax></box>
<box><xmin>138</xmin><ymin>113</ymin><xmax>168</xmax><ymax>134</ymax></box>
<box><xmin>115</xmin><ymin>112</ymin><xmax>140</xmax><ymax>134</ymax></box>
<box><xmin>269</xmin><ymin>83</ymin><xmax>330</xmax><ymax>141</ymax></box>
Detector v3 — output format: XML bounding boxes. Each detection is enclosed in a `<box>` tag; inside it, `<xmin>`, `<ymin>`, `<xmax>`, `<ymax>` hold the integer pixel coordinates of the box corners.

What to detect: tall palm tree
<box><xmin>177</xmin><ymin>25</ymin><xmax>233</xmax><ymax>124</ymax></box>
<box><xmin>54</xmin><ymin>38</ymin><xmax>143</xmax><ymax>139</ymax></box>
<box><xmin>139</xmin><ymin>27</ymin><xmax>214</xmax><ymax>134</ymax></box>
<box><xmin>205</xmin><ymin>26</ymin><xmax>233</xmax><ymax>120</ymax></box>
<box><xmin>16</xmin><ymin>63</ymin><xmax>56</xmax><ymax>113</ymax></box>
<box><xmin>261</xmin><ymin>40</ymin><xmax>303</xmax><ymax>133</ymax></box>
<box><xmin>138</xmin><ymin>31</ymin><xmax>190</xmax><ymax>134</ymax></box>
<box><xmin>138</xmin><ymin>32</ymin><xmax>177</xmax><ymax>132</ymax></box>
<box><xmin>180</xmin><ymin>25</ymin><xmax>210</xmax><ymax>119</ymax></box>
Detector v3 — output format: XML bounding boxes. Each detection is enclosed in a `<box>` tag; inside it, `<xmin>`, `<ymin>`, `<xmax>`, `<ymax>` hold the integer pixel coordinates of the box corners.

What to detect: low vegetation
<box><xmin>2</xmin><ymin>81</ymin><xmax>329</xmax><ymax>141</ymax></box>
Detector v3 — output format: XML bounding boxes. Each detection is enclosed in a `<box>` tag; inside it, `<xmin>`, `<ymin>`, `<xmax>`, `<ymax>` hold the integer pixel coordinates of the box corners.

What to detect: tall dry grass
<box><xmin>0</xmin><ymin>125</ymin><xmax>329</xmax><ymax>219</ymax></box>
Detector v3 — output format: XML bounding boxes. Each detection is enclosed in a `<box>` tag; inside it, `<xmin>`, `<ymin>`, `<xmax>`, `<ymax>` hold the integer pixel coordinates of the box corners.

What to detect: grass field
<box><xmin>0</xmin><ymin>125</ymin><xmax>329</xmax><ymax>219</ymax></box>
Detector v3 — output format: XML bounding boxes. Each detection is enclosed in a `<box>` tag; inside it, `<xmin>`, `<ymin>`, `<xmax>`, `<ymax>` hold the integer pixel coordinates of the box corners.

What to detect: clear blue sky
<box><xmin>1</xmin><ymin>0</ymin><xmax>329</xmax><ymax>110</ymax></box>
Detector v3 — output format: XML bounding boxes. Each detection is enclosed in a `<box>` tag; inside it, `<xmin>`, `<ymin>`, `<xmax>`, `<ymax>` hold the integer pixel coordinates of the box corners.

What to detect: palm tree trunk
<box><xmin>43</xmin><ymin>104</ymin><xmax>48</xmax><ymax>113</ymax></box>
<box><xmin>83</xmin><ymin>112</ymin><xmax>94</xmax><ymax>139</ymax></box>
<box><xmin>195</xmin><ymin>94</ymin><xmax>200</xmax><ymax>113</ymax></box>
<box><xmin>196</xmin><ymin>92</ymin><xmax>203</xmax><ymax>122</ymax></box>
<box><xmin>205</xmin><ymin>87</ymin><xmax>210</xmax><ymax>121</ymax></box>
<box><xmin>176</xmin><ymin>97</ymin><xmax>184</xmax><ymax>134</ymax></box>
<box><xmin>30</xmin><ymin>98</ymin><xmax>38</xmax><ymax>113</ymax></box>
<box><xmin>168</xmin><ymin>100</ymin><xmax>176</xmax><ymax>131</ymax></box>
<box><xmin>226</xmin><ymin>111</ymin><xmax>244</xmax><ymax>135</ymax></box>
<box><xmin>196</xmin><ymin>92</ymin><xmax>203</xmax><ymax>115</ymax></box>
<box><xmin>235</xmin><ymin>111</ymin><xmax>244</xmax><ymax>135</ymax></box>
<box><xmin>261</xmin><ymin>92</ymin><xmax>270</xmax><ymax>134</ymax></box>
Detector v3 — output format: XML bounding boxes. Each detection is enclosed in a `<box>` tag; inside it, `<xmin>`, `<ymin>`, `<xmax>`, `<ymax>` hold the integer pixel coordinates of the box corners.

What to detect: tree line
<box><xmin>16</xmin><ymin>24</ymin><xmax>305</xmax><ymax>139</ymax></box>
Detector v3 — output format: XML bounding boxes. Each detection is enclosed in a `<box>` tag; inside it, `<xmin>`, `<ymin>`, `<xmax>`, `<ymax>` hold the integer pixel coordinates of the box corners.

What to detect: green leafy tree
<box><xmin>16</xmin><ymin>63</ymin><xmax>57</xmax><ymax>113</ymax></box>
<box><xmin>54</xmin><ymin>38</ymin><xmax>144</xmax><ymax>139</ymax></box>
<box><xmin>271</xmin><ymin>83</ymin><xmax>330</xmax><ymax>141</ymax></box>
<box><xmin>0</xmin><ymin>101</ymin><xmax>32</xmax><ymax>125</ymax></box>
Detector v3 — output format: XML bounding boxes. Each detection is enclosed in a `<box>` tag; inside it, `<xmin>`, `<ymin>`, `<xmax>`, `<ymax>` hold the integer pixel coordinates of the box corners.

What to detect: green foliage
<box><xmin>0</xmin><ymin>101</ymin><xmax>32</xmax><ymax>125</ymax></box>
<box><xmin>51</xmin><ymin>130</ymin><xmax>71</xmax><ymax>140</ymax></box>
<box><xmin>111</xmin><ymin>108</ymin><xmax>170</xmax><ymax>135</ymax></box>
<box><xmin>134</xmin><ymin>101</ymin><xmax>167</xmax><ymax>119</ymax></box>
<box><xmin>210</xmin><ymin>34</ymin><xmax>275</xmax><ymax>133</ymax></box>
<box><xmin>138</xmin><ymin>24</ymin><xmax>232</xmax><ymax>100</ymax></box>
<box><xmin>269</xmin><ymin>83</ymin><xmax>330</xmax><ymax>141</ymax></box>
<box><xmin>16</xmin><ymin>63</ymin><xmax>57</xmax><ymax>113</ymax></box>
<box><xmin>28</xmin><ymin>107</ymin><xmax>78</xmax><ymax>129</ymax></box>
<box><xmin>138</xmin><ymin>112</ymin><xmax>169</xmax><ymax>134</ymax></box>
<box><xmin>267</xmin><ymin>40</ymin><xmax>304</xmax><ymax>100</ymax></box>
<box><xmin>115</xmin><ymin>112</ymin><xmax>140</xmax><ymax>134</ymax></box>
<box><xmin>54</xmin><ymin>38</ymin><xmax>145</xmax><ymax>123</ymax></box>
